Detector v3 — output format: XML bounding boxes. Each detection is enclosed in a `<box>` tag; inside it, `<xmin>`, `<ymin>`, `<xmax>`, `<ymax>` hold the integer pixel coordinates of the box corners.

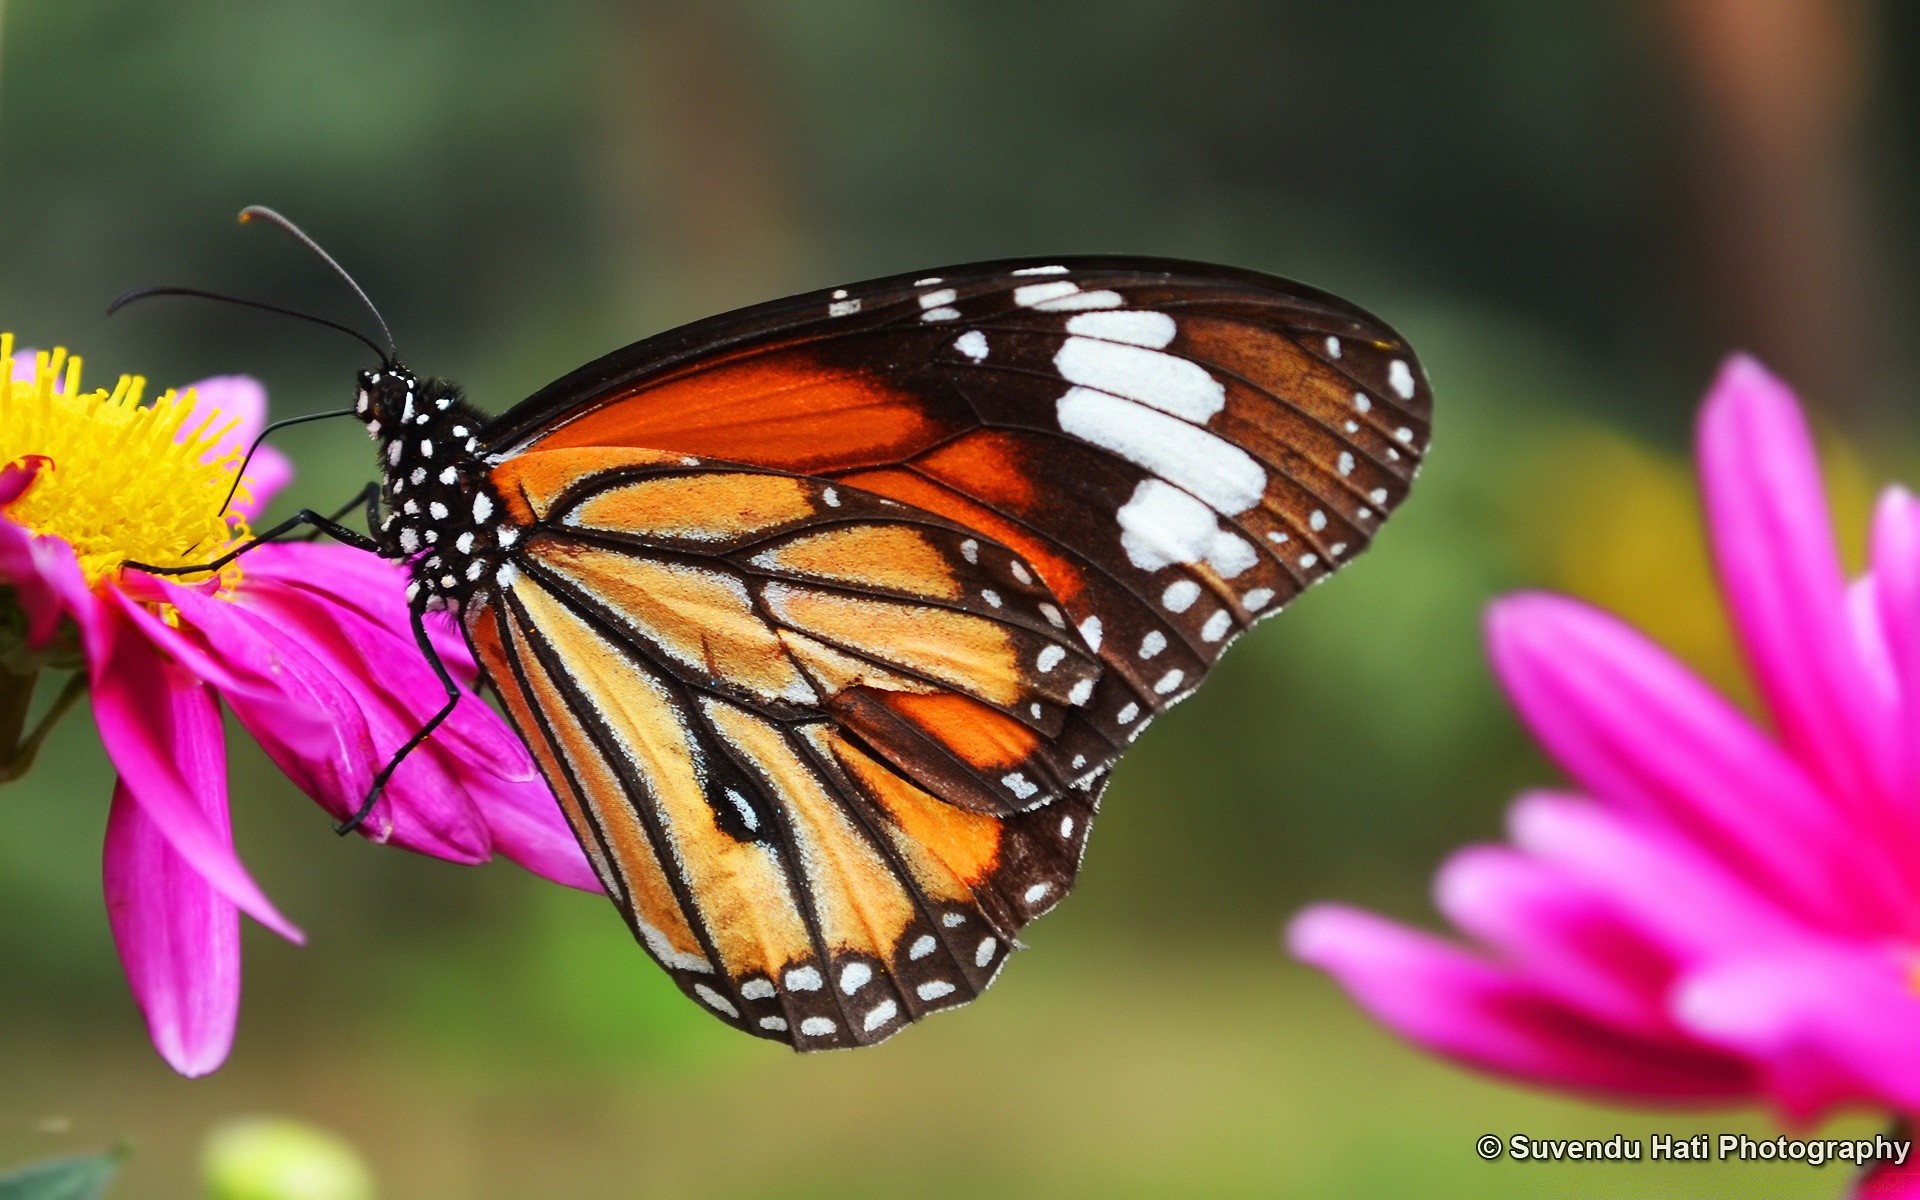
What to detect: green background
<box><xmin>1</xmin><ymin>2</ymin><xmax>1915</xmax><ymax>1195</ymax></box>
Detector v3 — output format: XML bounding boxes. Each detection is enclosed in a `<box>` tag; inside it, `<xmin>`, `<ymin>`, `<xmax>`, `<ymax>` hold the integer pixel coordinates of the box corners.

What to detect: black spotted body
<box><xmin>354</xmin><ymin>365</ymin><xmax>511</xmax><ymax>607</ymax></box>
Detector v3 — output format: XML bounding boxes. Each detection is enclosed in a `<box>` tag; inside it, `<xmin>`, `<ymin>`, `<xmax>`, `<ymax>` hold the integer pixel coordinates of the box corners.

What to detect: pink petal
<box><xmin>1288</xmin><ymin>904</ymin><xmax>1754</xmax><ymax>1099</ymax></box>
<box><xmin>1507</xmin><ymin>793</ymin><xmax>1809</xmax><ymax>959</ymax></box>
<box><xmin>1487</xmin><ymin>592</ymin><xmax>1897</xmax><ymax>928</ymax></box>
<box><xmin>102</xmin><ymin>682</ymin><xmax>240</xmax><ymax>1078</ymax></box>
<box><xmin>157</xmin><ymin>574</ymin><xmax>487</xmax><ymax>862</ymax></box>
<box><xmin>1676</xmin><ymin>944</ymin><xmax>1920</xmax><ymax>1119</ymax></box>
<box><xmin>1697</xmin><ymin>355</ymin><xmax>1902</xmax><ymax>825</ymax></box>
<box><xmin>465</xmin><ymin>767</ymin><xmax>600</xmax><ymax>892</ymax></box>
<box><xmin>180</xmin><ymin>376</ymin><xmax>292</xmax><ymax>519</ymax></box>
<box><xmin>0</xmin><ymin>461</ymin><xmax>77</xmax><ymax>646</ymax></box>
<box><xmin>1435</xmin><ymin>845</ymin><xmax>1677</xmax><ymax>1038</ymax></box>
<box><xmin>1872</xmin><ymin>489</ymin><xmax>1920</xmax><ymax>825</ymax></box>
<box><xmin>88</xmin><ymin>610</ymin><xmax>302</xmax><ymax>943</ymax></box>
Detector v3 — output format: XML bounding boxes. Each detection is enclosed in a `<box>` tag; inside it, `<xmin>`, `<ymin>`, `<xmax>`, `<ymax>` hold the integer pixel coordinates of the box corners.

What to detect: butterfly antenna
<box><xmin>107</xmin><ymin>286</ymin><xmax>390</xmax><ymax>362</ymax></box>
<box><xmin>238</xmin><ymin>205</ymin><xmax>397</xmax><ymax>359</ymax></box>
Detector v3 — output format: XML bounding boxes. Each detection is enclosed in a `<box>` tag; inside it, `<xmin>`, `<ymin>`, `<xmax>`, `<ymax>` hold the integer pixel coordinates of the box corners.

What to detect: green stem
<box><xmin>0</xmin><ymin>670</ymin><xmax>87</xmax><ymax>784</ymax></box>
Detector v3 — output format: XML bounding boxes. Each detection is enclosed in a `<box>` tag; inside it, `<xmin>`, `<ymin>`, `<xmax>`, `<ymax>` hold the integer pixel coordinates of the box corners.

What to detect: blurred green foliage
<box><xmin>2</xmin><ymin>2</ymin><xmax>1917</xmax><ymax>1196</ymax></box>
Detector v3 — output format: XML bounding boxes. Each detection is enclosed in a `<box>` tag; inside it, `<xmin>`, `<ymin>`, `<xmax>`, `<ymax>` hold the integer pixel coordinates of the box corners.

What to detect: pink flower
<box><xmin>1290</xmin><ymin>356</ymin><xmax>1920</xmax><ymax>1158</ymax></box>
<box><xmin>1</xmin><ymin>340</ymin><xmax>593</xmax><ymax>1077</ymax></box>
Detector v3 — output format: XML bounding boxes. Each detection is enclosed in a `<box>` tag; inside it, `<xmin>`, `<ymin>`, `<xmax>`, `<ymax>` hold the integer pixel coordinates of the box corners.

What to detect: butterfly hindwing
<box><xmin>464</xmin><ymin>449</ymin><xmax>1106</xmax><ymax>1047</ymax></box>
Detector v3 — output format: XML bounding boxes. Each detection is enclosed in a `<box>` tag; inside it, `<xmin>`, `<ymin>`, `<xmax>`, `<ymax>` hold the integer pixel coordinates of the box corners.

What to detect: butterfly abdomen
<box><xmin>356</xmin><ymin>365</ymin><xmax>513</xmax><ymax>606</ymax></box>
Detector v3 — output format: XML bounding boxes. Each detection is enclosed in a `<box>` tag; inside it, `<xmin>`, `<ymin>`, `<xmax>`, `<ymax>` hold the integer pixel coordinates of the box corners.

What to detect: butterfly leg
<box><xmin>333</xmin><ymin>599</ymin><xmax>463</xmax><ymax>836</ymax></box>
<box><xmin>124</xmin><ymin>506</ymin><xmax>380</xmax><ymax>578</ymax></box>
<box><xmin>291</xmin><ymin>481</ymin><xmax>383</xmax><ymax>543</ymax></box>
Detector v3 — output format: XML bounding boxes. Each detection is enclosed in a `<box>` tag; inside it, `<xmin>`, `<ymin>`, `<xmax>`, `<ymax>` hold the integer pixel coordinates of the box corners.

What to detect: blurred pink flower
<box><xmin>1290</xmin><ymin>356</ymin><xmax>1920</xmax><ymax>1155</ymax></box>
<box><xmin>2</xmin><ymin>341</ymin><xmax>593</xmax><ymax>1077</ymax></box>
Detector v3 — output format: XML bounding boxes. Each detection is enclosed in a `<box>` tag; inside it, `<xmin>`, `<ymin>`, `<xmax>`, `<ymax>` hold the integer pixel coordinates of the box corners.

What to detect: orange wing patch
<box><xmin>530</xmin><ymin>537</ymin><xmax>817</xmax><ymax>708</ymax></box>
<box><xmin>832</xmin><ymin>466</ymin><xmax>1091</xmax><ymax>610</ymax></box>
<box><xmin>490</xmin><ymin>446</ymin><xmax>683</xmax><ymax>523</ymax></box>
<box><xmin>531</xmin><ymin>350</ymin><xmax>952</xmax><ymax>475</ymax></box>
<box><xmin>830</xmin><ymin>735</ymin><xmax>1002</xmax><ymax>895</ymax></box>
<box><xmin>568</xmin><ymin>471</ymin><xmax>818</xmax><ymax>544</ymax></box>
<box><xmin>749</xmin><ymin>524</ymin><xmax>962</xmax><ymax>601</ymax></box>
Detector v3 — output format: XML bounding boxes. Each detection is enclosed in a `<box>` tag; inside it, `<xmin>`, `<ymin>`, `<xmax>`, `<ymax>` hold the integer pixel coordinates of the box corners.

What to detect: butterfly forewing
<box><xmin>465</xmin><ymin>257</ymin><xmax>1430</xmax><ymax>1046</ymax></box>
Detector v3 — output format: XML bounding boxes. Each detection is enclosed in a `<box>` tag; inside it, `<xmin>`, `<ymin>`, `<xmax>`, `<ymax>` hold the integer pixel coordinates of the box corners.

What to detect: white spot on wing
<box><xmin>840</xmin><ymin>963</ymin><xmax>872</xmax><ymax>994</ymax></box>
<box><xmin>1067</xmin><ymin>678</ymin><xmax>1094</xmax><ymax>706</ymax></box>
<box><xmin>785</xmin><ymin>965</ymin><xmax>823</xmax><ymax>992</ymax></box>
<box><xmin>1325</xmin><ymin>336</ymin><xmax>1341</xmax><ymax>358</ymax></box>
<box><xmin>1242</xmin><ymin>587</ymin><xmax>1274</xmax><ymax>611</ymax></box>
<box><xmin>954</xmin><ymin>330</ymin><xmax>989</xmax><ymax>361</ymax></box>
<box><xmin>759</xmin><ymin>1015</ymin><xmax>788</xmax><ymax>1032</ymax></box>
<box><xmin>725</xmin><ymin>788</ymin><xmax>759</xmax><ymax>831</ymax></box>
<box><xmin>694</xmin><ymin>984</ymin><xmax>739</xmax><ymax>1017</ymax></box>
<box><xmin>1015</xmin><ymin>280</ymin><xmax>1122</xmax><ymax>311</ymax></box>
<box><xmin>921</xmin><ymin>306</ymin><xmax>960</xmax><ymax>322</ymax></box>
<box><xmin>1138</xmin><ymin>631</ymin><xmax>1167</xmax><ymax>659</ymax></box>
<box><xmin>741</xmin><ymin>978</ymin><xmax>775</xmax><ymax>1000</ymax></box>
<box><xmin>1162</xmin><ymin>580</ymin><xmax>1200</xmax><ymax>612</ymax></box>
<box><xmin>1389</xmin><ymin>359</ymin><xmax>1416</xmax><ymax>399</ymax></box>
<box><xmin>800</xmin><ymin>1016</ymin><xmax>835</xmax><ymax>1037</ymax></box>
<box><xmin>917</xmin><ymin>980</ymin><xmax>955</xmax><ymax>1001</ymax></box>
<box><xmin>1201</xmin><ymin>610</ymin><xmax>1232</xmax><ymax>642</ymax></box>
<box><xmin>1058</xmin><ymin>390</ymin><xmax>1264</xmax><ymax>516</ymax></box>
<box><xmin>1024</xmin><ymin>882</ymin><xmax>1051</xmax><ymax>903</ymax></box>
<box><xmin>1154</xmin><ymin>669</ymin><xmax>1185</xmax><ymax>694</ymax></box>
<box><xmin>1012</xmin><ymin>264</ymin><xmax>1069</xmax><ymax>276</ymax></box>
<box><xmin>975</xmin><ymin>937</ymin><xmax>998</xmax><ymax>967</ymax></box>
<box><xmin>863</xmin><ymin>1000</ymin><xmax>898</xmax><ymax>1031</ymax></box>
<box><xmin>1113</xmin><ymin>479</ymin><xmax>1259</xmax><ymax>577</ymax></box>
<box><xmin>1066</xmin><ymin>309</ymin><xmax>1176</xmax><ymax>349</ymax></box>
<box><xmin>917</xmin><ymin>288</ymin><xmax>957</xmax><ymax>309</ymax></box>
<box><xmin>1001</xmin><ymin>772</ymin><xmax>1037</xmax><ymax>800</ymax></box>
<box><xmin>909</xmin><ymin>935</ymin><xmax>935</xmax><ymax>960</ymax></box>
<box><xmin>1054</xmin><ymin>337</ymin><xmax>1224</xmax><ymax>423</ymax></box>
<box><xmin>1036</xmin><ymin>645</ymin><xmax>1066</xmax><ymax>673</ymax></box>
<box><xmin>1078</xmin><ymin>615</ymin><xmax>1103</xmax><ymax>652</ymax></box>
<box><xmin>829</xmin><ymin>298</ymin><xmax>860</xmax><ymax>317</ymax></box>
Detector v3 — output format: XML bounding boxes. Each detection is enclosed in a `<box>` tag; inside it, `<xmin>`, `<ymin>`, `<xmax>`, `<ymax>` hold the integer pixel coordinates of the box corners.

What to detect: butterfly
<box><xmin>137</xmin><ymin>214</ymin><xmax>1432</xmax><ymax>1049</ymax></box>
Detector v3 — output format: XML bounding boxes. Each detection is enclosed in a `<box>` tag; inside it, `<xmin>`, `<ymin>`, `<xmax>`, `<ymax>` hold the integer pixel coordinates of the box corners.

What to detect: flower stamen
<box><xmin>0</xmin><ymin>333</ymin><xmax>255</xmax><ymax>589</ymax></box>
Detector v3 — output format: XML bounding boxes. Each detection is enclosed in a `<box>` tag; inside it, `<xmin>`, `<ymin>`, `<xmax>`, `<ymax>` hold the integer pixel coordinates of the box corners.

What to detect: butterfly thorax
<box><xmin>354</xmin><ymin>364</ymin><xmax>512</xmax><ymax>607</ymax></box>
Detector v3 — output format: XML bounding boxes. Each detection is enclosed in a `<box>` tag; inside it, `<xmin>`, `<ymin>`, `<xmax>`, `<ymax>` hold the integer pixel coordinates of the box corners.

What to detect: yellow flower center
<box><xmin>0</xmin><ymin>333</ymin><xmax>255</xmax><ymax>590</ymax></box>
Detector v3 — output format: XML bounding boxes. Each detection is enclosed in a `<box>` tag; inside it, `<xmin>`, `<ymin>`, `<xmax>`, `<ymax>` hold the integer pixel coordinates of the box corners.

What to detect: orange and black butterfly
<box><xmin>139</xmin><ymin>212</ymin><xmax>1431</xmax><ymax>1049</ymax></box>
